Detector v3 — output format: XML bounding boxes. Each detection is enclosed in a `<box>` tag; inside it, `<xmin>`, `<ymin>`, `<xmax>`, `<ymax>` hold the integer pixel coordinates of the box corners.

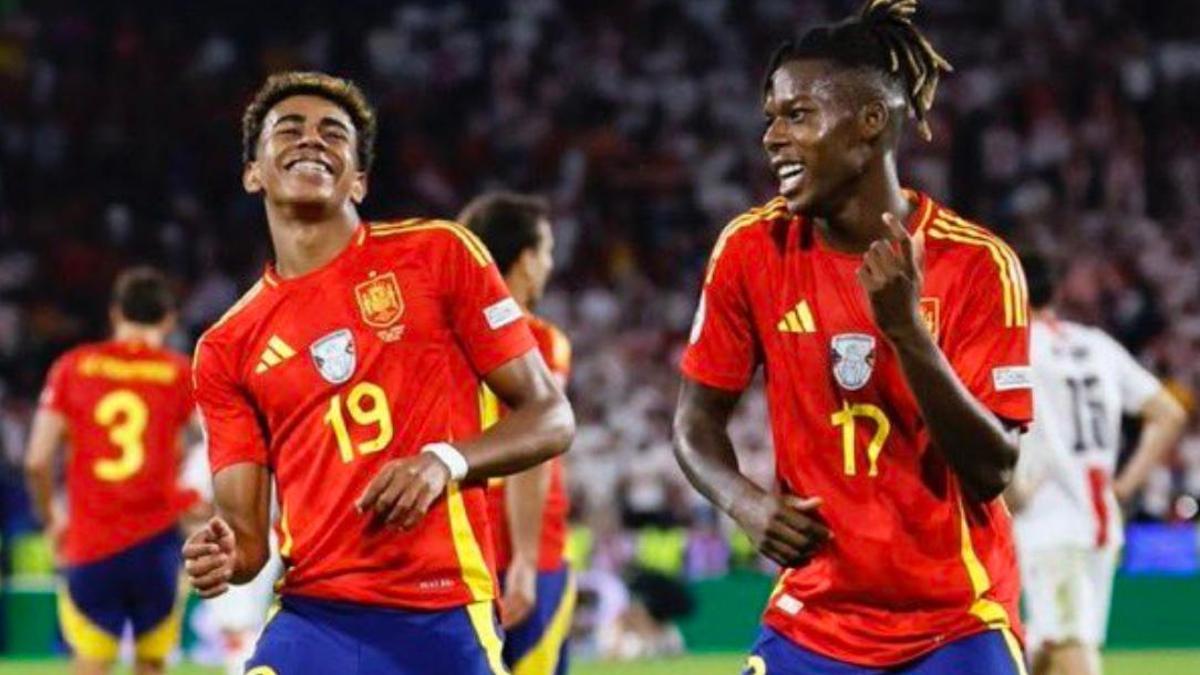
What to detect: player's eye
<box><xmin>788</xmin><ymin>108</ymin><xmax>809</xmax><ymax>123</ymax></box>
<box><xmin>276</xmin><ymin>127</ymin><xmax>302</xmax><ymax>138</ymax></box>
<box><xmin>324</xmin><ymin>130</ymin><xmax>348</xmax><ymax>142</ymax></box>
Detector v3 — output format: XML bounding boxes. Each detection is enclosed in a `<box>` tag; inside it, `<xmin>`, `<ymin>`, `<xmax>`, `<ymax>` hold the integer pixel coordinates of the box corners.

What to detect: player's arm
<box><xmin>500</xmin><ymin>459</ymin><xmax>549</xmax><ymax>628</ymax></box>
<box><xmin>356</xmin><ymin>350</ymin><xmax>573</xmax><ymax>528</ymax></box>
<box><xmin>1114</xmin><ymin>388</ymin><xmax>1186</xmax><ymax>504</ymax></box>
<box><xmin>860</xmin><ymin>214</ymin><xmax>1020</xmax><ymax>502</ymax></box>
<box><xmin>23</xmin><ymin>407</ymin><xmax>67</xmax><ymax>532</ymax></box>
<box><xmin>673</xmin><ymin>378</ymin><xmax>830</xmax><ymax>567</ymax></box>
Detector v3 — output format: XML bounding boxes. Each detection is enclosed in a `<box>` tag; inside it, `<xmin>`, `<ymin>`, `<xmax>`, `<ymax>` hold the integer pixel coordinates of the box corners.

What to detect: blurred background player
<box><xmin>24</xmin><ymin>267</ymin><xmax>202</xmax><ymax>675</ymax></box>
<box><xmin>1009</xmin><ymin>254</ymin><xmax>1186</xmax><ymax>675</ymax></box>
<box><xmin>182</xmin><ymin>71</ymin><xmax>574</xmax><ymax>674</ymax></box>
<box><xmin>462</xmin><ymin>192</ymin><xmax>576</xmax><ymax>675</ymax></box>
<box><xmin>674</xmin><ymin>1</ymin><xmax>1033</xmax><ymax>673</ymax></box>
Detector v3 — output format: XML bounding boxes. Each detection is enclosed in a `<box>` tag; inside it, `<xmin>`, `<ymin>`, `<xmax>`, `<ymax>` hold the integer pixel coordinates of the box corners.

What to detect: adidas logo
<box><xmin>254</xmin><ymin>336</ymin><xmax>297</xmax><ymax>374</ymax></box>
<box><xmin>777</xmin><ymin>300</ymin><xmax>816</xmax><ymax>333</ymax></box>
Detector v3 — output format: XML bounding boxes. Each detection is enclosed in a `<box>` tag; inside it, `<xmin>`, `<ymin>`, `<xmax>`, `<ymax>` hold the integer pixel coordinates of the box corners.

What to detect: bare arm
<box><xmin>23</xmin><ymin>408</ymin><xmax>67</xmax><ymax>527</ymax></box>
<box><xmin>1113</xmin><ymin>389</ymin><xmax>1186</xmax><ymax>503</ymax></box>
<box><xmin>356</xmin><ymin>350</ymin><xmax>574</xmax><ymax>529</ymax></box>
<box><xmin>672</xmin><ymin>377</ymin><xmax>829</xmax><ymax>567</ymax></box>
<box><xmin>500</xmin><ymin>461</ymin><xmax>550</xmax><ymax>628</ymax></box>
<box><xmin>183</xmin><ymin>462</ymin><xmax>272</xmax><ymax>597</ymax></box>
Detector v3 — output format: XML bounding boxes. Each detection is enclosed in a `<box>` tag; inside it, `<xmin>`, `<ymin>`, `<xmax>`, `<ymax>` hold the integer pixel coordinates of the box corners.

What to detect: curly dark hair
<box><xmin>241</xmin><ymin>71</ymin><xmax>377</xmax><ymax>171</ymax></box>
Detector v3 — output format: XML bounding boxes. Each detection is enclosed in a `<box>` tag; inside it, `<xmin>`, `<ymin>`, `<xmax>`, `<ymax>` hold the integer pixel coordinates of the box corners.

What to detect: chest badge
<box><xmin>830</xmin><ymin>333</ymin><xmax>876</xmax><ymax>391</ymax></box>
<box><xmin>310</xmin><ymin>329</ymin><xmax>357</xmax><ymax>385</ymax></box>
<box><xmin>355</xmin><ymin>272</ymin><xmax>405</xmax><ymax>328</ymax></box>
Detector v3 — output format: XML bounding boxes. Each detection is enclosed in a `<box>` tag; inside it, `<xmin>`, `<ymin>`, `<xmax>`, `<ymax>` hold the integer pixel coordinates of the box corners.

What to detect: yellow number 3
<box><xmin>93</xmin><ymin>389</ymin><xmax>148</xmax><ymax>482</ymax></box>
<box><xmin>830</xmin><ymin>402</ymin><xmax>891</xmax><ymax>476</ymax></box>
<box><xmin>324</xmin><ymin>381</ymin><xmax>395</xmax><ymax>463</ymax></box>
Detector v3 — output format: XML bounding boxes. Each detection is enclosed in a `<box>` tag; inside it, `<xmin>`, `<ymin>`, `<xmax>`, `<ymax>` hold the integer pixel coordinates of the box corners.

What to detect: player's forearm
<box><xmin>457</xmin><ymin>391</ymin><xmax>574</xmax><ymax>481</ymax></box>
<box><xmin>887</xmin><ymin>324</ymin><xmax>1018</xmax><ymax>502</ymax></box>
<box><xmin>506</xmin><ymin>463</ymin><xmax>549</xmax><ymax>564</ymax></box>
<box><xmin>23</xmin><ymin>461</ymin><xmax>54</xmax><ymax>526</ymax></box>
<box><xmin>211</xmin><ymin>464</ymin><xmax>273</xmax><ymax>583</ymax></box>
<box><xmin>672</xmin><ymin>400</ymin><xmax>762</xmax><ymax>520</ymax></box>
<box><xmin>1114</xmin><ymin>392</ymin><xmax>1186</xmax><ymax>500</ymax></box>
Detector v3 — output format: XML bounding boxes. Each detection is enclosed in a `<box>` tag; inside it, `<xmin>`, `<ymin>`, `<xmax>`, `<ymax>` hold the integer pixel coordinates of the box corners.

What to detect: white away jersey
<box><xmin>1013</xmin><ymin>318</ymin><xmax>1161</xmax><ymax>552</ymax></box>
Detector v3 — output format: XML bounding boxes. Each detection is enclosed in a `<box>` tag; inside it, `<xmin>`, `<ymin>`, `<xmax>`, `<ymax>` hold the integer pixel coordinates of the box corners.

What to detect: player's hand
<box><xmin>183</xmin><ymin>517</ymin><xmax>237</xmax><ymax>599</ymax></box>
<box><xmin>858</xmin><ymin>212</ymin><xmax>926</xmax><ymax>340</ymax></box>
<box><xmin>356</xmin><ymin>454</ymin><xmax>451</xmax><ymax>530</ymax></box>
<box><xmin>733</xmin><ymin>492</ymin><xmax>831</xmax><ymax>568</ymax></box>
<box><xmin>500</xmin><ymin>556</ymin><xmax>538</xmax><ymax>629</ymax></box>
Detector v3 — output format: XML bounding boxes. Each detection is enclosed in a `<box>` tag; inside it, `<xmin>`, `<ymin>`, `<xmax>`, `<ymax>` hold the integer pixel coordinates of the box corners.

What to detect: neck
<box><xmin>113</xmin><ymin>323</ymin><xmax>165</xmax><ymax>348</ymax></box>
<box><xmin>505</xmin><ymin>273</ymin><xmax>534</xmax><ymax>312</ymax></box>
<box><xmin>814</xmin><ymin>154</ymin><xmax>911</xmax><ymax>254</ymax></box>
<box><xmin>266</xmin><ymin>198</ymin><xmax>361</xmax><ymax>278</ymax></box>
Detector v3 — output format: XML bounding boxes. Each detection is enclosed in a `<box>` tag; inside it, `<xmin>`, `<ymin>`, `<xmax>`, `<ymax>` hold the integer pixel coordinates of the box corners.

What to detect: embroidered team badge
<box><xmin>355</xmin><ymin>272</ymin><xmax>404</xmax><ymax>328</ymax></box>
<box><xmin>310</xmin><ymin>328</ymin><xmax>356</xmax><ymax>385</ymax></box>
<box><xmin>830</xmin><ymin>333</ymin><xmax>876</xmax><ymax>391</ymax></box>
<box><xmin>919</xmin><ymin>297</ymin><xmax>940</xmax><ymax>340</ymax></box>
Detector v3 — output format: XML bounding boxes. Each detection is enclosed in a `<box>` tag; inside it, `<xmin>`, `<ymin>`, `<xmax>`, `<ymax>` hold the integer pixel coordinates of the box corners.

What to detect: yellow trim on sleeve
<box><xmin>513</xmin><ymin>571</ymin><xmax>577</xmax><ymax>675</ymax></box>
<box><xmin>927</xmin><ymin>220</ymin><xmax>1025</xmax><ymax>328</ymax></box>
<box><xmin>370</xmin><ymin>219</ymin><xmax>493</xmax><ymax>266</ymax></box>
<box><xmin>704</xmin><ymin>198</ymin><xmax>788</xmax><ymax>285</ymax></box>
<box><xmin>134</xmin><ymin>577</ymin><xmax>188</xmax><ymax>660</ymax></box>
<box><xmin>932</xmin><ymin>212</ymin><xmax>1027</xmax><ymax>326</ymax></box>
<box><xmin>57</xmin><ymin>584</ymin><xmax>120</xmax><ymax>661</ymax></box>
<box><xmin>447</xmin><ymin>484</ymin><xmax>497</xmax><ymax>602</ymax></box>
<box><xmin>465</xmin><ymin>600</ymin><xmax>509</xmax><ymax>674</ymax></box>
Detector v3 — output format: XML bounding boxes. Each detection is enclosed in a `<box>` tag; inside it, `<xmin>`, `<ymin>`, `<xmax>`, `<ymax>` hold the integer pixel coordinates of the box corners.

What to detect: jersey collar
<box><xmin>262</xmin><ymin>223</ymin><xmax>368</xmax><ymax>289</ymax></box>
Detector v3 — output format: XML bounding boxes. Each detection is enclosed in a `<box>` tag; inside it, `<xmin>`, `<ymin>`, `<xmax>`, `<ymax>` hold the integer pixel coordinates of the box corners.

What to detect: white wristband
<box><xmin>422</xmin><ymin>442</ymin><xmax>469</xmax><ymax>481</ymax></box>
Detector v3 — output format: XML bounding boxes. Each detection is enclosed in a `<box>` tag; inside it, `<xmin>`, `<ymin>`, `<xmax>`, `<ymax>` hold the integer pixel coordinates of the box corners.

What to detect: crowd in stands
<box><xmin>2</xmin><ymin>0</ymin><xmax>1200</xmax><ymax>589</ymax></box>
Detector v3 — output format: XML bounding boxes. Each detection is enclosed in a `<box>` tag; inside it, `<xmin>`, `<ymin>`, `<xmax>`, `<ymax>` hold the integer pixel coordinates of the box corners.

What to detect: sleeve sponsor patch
<box><xmin>484</xmin><ymin>297</ymin><xmax>522</xmax><ymax>330</ymax></box>
<box><xmin>992</xmin><ymin>365</ymin><xmax>1032</xmax><ymax>391</ymax></box>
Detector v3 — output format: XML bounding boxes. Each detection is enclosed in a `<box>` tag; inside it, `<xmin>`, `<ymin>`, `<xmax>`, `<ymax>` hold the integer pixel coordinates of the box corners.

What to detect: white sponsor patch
<box><xmin>689</xmin><ymin>293</ymin><xmax>707</xmax><ymax>345</ymax></box>
<box><xmin>484</xmin><ymin>297</ymin><xmax>523</xmax><ymax>330</ymax></box>
<box><xmin>775</xmin><ymin>593</ymin><xmax>804</xmax><ymax>615</ymax></box>
<box><xmin>992</xmin><ymin>365</ymin><xmax>1032</xmax><ymax>391</ymax></box>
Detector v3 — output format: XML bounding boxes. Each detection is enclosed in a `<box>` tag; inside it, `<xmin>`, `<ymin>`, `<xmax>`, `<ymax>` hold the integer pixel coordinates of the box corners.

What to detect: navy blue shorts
<box><xmin>501</xmin><ymin>565</ymin><xmax>575</xmax><ymax>675</ymax></box>
<box><xmin>743</xmin><ymin>626</ymin><xmax>1028</xmax><ymax>675</ymax></box>
<box><xmin>58</xmin><ymin>527</ymin><xmax>184</xmax><ymax>662</ymax></box>
<box><xmin>246</xmin><ymin>595</ymin><xmax>507</xmax><ymax>675</ymax></box>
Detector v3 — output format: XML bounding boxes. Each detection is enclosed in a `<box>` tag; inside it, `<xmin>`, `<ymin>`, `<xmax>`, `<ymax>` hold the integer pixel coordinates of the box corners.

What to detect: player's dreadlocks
<box><xmin>765</xmin><ymin>0</ymin><xmax>953</xmax><ymax>141</ymax></box>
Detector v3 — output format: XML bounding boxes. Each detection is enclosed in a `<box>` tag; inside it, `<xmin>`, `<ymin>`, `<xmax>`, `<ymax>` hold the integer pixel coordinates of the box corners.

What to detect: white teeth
<box><xmin>291</xmin><ymin>160</ymin><xmax>330</xmax><ymax>174</ymax></box>
<box><xmin>778</xmin><ymin>163</ymin><xmax>804</xmax><ymax>179</ymax></box>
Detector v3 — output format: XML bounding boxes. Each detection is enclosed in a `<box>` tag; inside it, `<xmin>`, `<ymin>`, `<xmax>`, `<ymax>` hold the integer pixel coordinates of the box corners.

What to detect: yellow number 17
<box><xmin>830</xmin><ymin>402</ymin><xmax>891</xmax><ymax>476</ymax></box>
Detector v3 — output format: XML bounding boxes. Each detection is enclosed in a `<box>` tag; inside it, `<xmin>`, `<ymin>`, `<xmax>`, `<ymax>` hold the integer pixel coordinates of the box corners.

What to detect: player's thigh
<box><xmin>904</xmin><ymin>629</ymin><xmax>1027</xmax><ymax>675</ymax></box>
<box><xmin>743</xmin><ymin>626</ymin><xmax>885</xmax><ymax>675</ymax></box>
<box><xmin>58</xmin><ymin>557</ymin><xmax>126</xmax><ymax>661</ymax></box>
<box><xmin>1020</xmin><ymin>547</ymin><xmax>1092</xmax><ymax>651</ymax></box>
<box><xmin>126</xmin><ymin>529</ymin><xmax>186</xmax><ymax>661</ymax></box>
<box><xmin>244</xmin><ymin>601</ymin><xmax>360</xmax><ymax>675</ymax></box>
<box><xmin>504</xmin><ymin>566</ymin><xmax>576</xmax><ymax>675</ymax></box>
<box><xmin>359</xmin><ymin>600</ymin><xmax>506</xmax><ymax>675</ymax></box>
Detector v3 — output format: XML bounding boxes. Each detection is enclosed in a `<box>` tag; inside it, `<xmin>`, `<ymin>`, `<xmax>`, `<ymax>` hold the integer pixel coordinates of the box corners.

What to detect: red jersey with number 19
<box><xmin>681</xmin><ymin>192</ymin><xmax>1032</xmax><ymax>666</ymax></box>
<box><xmin>39</xmin><ymin>340</ymin><xmax>198</xmax><ymax>566</ymax></box>
<box><xmin>193</xmin><ymin>220</ymin><xmax>536</xmax><ymax>610</ymax></box>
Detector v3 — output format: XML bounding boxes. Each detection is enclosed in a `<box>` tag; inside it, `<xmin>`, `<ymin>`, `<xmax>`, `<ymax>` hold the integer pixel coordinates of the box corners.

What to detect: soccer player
<box><xmin>182</xmin><ymin>72</ymin><xmax>575</xmax><ymax>674</ymax></box>
<box><xmin>673</xmin><ymin>1</ymin><xmax>1033</xmax><ymax>673</ymax></box>
<box><xmin>24</xmin><ymin>267</ymin><xmax>200</xmax><ymax>675</ymax></box>
<box><xmin>461</xmin><ymin>192</ymin><xmax>575</xmax><ymax>675</ymax></box>
<box><xmin>1009</xmin><ymin>254</ymin><xmax>1185</xmax><ymax>675</ymax></box>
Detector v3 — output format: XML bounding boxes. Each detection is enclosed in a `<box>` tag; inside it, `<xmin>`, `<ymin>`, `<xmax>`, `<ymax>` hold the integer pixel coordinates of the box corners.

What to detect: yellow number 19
<box><xmin>830</xmin><ymin>402</ymin><xmax>891</xmax><ymax>476</ymax></box>
<box><xmin>323</xmin><ymin>381</ymin><xmax>394</xmax><ymax>463</ymax></box>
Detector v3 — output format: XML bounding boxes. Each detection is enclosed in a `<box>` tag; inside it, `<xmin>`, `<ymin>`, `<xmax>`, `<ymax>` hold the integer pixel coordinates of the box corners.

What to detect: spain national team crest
<box><xmin>830</xmin><ymin>333</ymin><xmax>876</xmax><ymax>391</ymax></box>
<box><xmin>355</xmin><ymin>272</ymin><xmax>405</xmax><ymax>328</ymax></box>
<box><xmin>310</xmin><ymin>329</ymin><xmax>356</xmax><ymax>385</ymax></box>
<box><xmin>919</xmin><ymin>297</ymin><xmax>940</xmax><ymax>341</ymax></box>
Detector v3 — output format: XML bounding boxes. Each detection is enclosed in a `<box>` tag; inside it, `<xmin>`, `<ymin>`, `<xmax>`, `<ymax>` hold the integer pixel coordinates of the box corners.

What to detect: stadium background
<box><xmin>1</xmin><ymin>0</ymin><xmax>1199</xmax><ymax>672</ymax></box>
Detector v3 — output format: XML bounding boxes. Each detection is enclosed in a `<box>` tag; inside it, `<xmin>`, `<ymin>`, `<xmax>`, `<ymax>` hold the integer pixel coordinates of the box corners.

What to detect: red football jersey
<box><xmin>39</xmin><ymin>340</ymin><xmax>198</xmax><ymax>565</ymax></box>
<box><xmin>681</xmin><ymin>192</ymin><xmax>1032</xmax><ymax>666</ymax></box>
<box><xmin>193</xmin><ymin>220</ymin><xmax>536</xmax><ymax>610</ymax></box>
<box><xmin>485</xmin><ymin>315</ymin><xmax>572</xmax><ymax>571</ymax></box>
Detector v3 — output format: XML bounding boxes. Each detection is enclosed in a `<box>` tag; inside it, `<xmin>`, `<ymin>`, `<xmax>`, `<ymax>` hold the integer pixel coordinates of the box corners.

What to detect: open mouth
<box><xmin>284</xmin><ymin>157</ymin><xmax>334</xmax><ymax>176</ymax></box>
<box><xmin>772</xmin><ymin>159</ymin><xmax>806</xmax><ymax>193</ymax></box>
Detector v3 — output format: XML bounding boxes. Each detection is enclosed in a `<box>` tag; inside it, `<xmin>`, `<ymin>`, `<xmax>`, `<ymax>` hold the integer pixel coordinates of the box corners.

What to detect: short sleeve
<box><xmin>38</xmin><ymin>353</ymin><xmax>74</xmax><ymax>415</ymax></box>
<box><xmin>940</xmin><ymin>253</ymin><xmax>1033</xmax><ymax>425</ymax></box>
<box><xmin>175</xmin><ymin>359</ymin><xmax>197</xmax><ymax>428</ymax></box>
<box><xmin>193</xmin><ymin>336</ymin><xmax>269</xmax><ymax>473</ymax></box>
<box><xmin>680</xmin><ymin>233</ymin><xmax>757</xmax><ymax>391</ymax></box>
<box><xmin>1098</xmin><ymin>332</ymin><xmax>1161</xmax><ymax>414</ymax></box>
<box><xmin>442</xmin><ymin>229</ymin><xmax>537</xmax><ymax>375</ymax></box>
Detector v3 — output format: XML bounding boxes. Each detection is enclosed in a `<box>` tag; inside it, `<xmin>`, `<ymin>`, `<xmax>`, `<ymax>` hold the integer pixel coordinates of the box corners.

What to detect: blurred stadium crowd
<box><xmin>1</xmin><ymin>0</ymin><xmax>1200</xmax><ymax>592</ymax></box>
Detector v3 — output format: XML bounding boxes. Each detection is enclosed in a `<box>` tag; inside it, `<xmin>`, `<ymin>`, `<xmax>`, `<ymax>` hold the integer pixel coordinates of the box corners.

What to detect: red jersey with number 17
<box><xmin>681</xmin><ymin>192</ymin><xmax>1032</xmax><ymax>666</ymax></box>
<box><xmin>485</xmin><ymin>315</ymin><xmax>572</xmax><ymax>571</ymax></box>
<box><xmin>193</xmin><ymin>220</ymin><xmax>536</xmax><ymax>610</ymax></box>
<box><xmin>39</xmin><ymin>340</ymin><xmax>198</xmax><ymax>566</ymax></box>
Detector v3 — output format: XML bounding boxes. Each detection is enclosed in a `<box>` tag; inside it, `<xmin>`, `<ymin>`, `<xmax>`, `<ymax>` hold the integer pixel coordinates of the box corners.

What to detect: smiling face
<box><xmin>243</xmin><ymin>94</ymin><xmax>367</xmax><ymax>210</ymax></box>
<box><xmin>762</xmin><ymin>59</ymin><xmax>885</xmax><ymax>218</ymax></box>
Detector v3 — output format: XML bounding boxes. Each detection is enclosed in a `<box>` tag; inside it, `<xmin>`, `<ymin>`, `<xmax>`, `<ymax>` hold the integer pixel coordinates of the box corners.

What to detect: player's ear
<box><xmin>350</xmin><ymin>171</ymin><xmax>368</xmax><ymax>205</ymax></box>
<box><xmin>243</xmin><ymin>161</ymin><xmax>263</xmax><ymax>195</ymax></box>
<box><xmin>859</xmin><ymin>100</ymin><xmax>889</xmax><ymax>143</ymax></box>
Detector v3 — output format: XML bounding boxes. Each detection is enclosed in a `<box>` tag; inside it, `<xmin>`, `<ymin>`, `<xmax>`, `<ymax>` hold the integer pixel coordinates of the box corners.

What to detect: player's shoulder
<box><xmin>366</xmin><ymin>218</ymin><xmax>493</xmax><ymax>267</ymax></box>
<box><xmin>705</xmin><ymin>197</ymin><xmax>790</xmax><ymax>279</ymax></box>
<box><xmin>924</xmin><ymin>201</ymin><xmax>1020</xmax><ymax>267</ymax></box>
<box><xmin>194</xmin><ymin>279</ymin><xmax>272</xmax><ymax>356</ymax></box>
